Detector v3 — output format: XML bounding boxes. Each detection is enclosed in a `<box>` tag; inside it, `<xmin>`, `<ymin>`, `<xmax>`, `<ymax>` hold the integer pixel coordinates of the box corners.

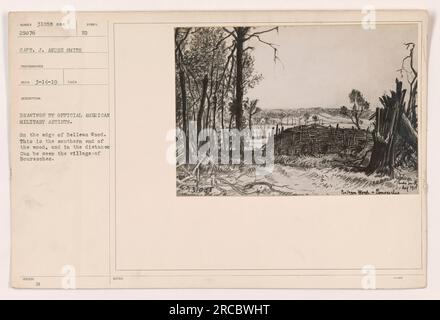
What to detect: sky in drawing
<box><xmin>246</xmin><ymin>24</ymin><xmax>419</xmax><ymax>109</ymax></box>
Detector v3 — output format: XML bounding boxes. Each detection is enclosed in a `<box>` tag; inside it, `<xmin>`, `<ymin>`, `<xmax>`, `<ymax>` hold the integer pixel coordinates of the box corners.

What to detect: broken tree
<box><xmin>366</xmin><ymin>79</ymin><xmax>418</xmax><ymax>178</ymax></box>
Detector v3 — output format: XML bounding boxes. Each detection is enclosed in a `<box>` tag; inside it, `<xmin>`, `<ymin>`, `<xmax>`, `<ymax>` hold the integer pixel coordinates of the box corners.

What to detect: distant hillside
<box><xmin>256</xmin><ymin>107</ymin><xmax>375</xmax><ymax>130</ymax></box>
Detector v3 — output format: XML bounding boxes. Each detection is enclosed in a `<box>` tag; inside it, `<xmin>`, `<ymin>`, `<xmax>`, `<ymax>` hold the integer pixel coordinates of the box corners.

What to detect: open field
<box><xmin>176</xmin><ymin>154</ymin><xmax>418</xmax><ymax>196</ymax></box>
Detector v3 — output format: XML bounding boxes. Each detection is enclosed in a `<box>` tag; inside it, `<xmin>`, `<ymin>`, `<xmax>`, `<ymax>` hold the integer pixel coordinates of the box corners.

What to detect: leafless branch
<box><xmin>244</xmin><ymin>26</ymin><xmax>279</xmax><ymax>41</ymax></box>
<box><xmin>210</xmin><ymin>32</ymin><xmax>234</xmax><ymax>53</ymax></box>
<box><xmin>253</xmin><ymin>35</ymin><xmax>281</xmax><ymax>64</ymax></box>
<box><xmin>222</xmin><ymin>27</ymin><xmax>237</xmax><ymax>40</ymax></box>
<box><xmin>397</xmin><ymin>42</ymin><xmax>417</xmax><ymax>85</ymax></box>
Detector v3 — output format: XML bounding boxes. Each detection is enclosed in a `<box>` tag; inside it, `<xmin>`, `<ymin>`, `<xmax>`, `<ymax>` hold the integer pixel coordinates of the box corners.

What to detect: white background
<box><xmin>0</xmin><ymin>0</ymin><xmax>439</xmax><ymax>299</ymax></box>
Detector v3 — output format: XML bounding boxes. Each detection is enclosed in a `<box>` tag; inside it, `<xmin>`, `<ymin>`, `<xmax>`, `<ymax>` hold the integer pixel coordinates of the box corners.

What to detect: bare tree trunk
<box><xmin>354</xmin><ymin>106</ymin><xmax>361</xmax><ymax>130</ymax></box>
<box><xmin>248</xmin><ymin>110</ymin><xmax>252</xmax><ymax>130</ymax></box>
<box><xmin>221</xmin><ymin>57</ymin><xmax>235</xmax><ymax>131</ymax></box>
<box><xmin>401</xmin><ymin>43</ymin><xmax>418</xmax><ymax>130</ymax></box>
<box><xmin>212</xmin><ymin>95</ymin><xmax>217</xmax><ymax>131</ymax></box>
<box><xmin>221</xmin><ymin>104</ymin><xmax>225</xmax><ymax>130</ymax></box>
<box><xmin>409</xmin><ymin>81</ymin><xmax>418</xmax><ymax>130</ymax></box>
<box><xmin>196</xmin><ymin>75</ymin><xmax>209</xmax><ymax>137</ymax></box>
<box><xmin>179</xmin><ymin>70</ymin><xmax>188</xmax><ymax>162</ymax></box>
<box><xmin>228</xmin><ymin>114</ymin><xmax>234</xmax><ymax>131</ymax></box>
<box><xmin>205</xmin><ymin>97</ymin><xmax>211</xmax><ymax>129</ymax></box>
<box><xmin>235</xmin><ymin>28</ymin><xmax>245</xmax><ymax>130</ymax></box>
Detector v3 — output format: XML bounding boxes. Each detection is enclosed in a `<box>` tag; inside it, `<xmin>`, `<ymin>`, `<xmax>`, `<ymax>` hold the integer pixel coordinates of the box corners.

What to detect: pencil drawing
<box><xmin>174</xmin><ymin>25</ymin><xmax>419</xmax><ymax>196</ymax></box>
